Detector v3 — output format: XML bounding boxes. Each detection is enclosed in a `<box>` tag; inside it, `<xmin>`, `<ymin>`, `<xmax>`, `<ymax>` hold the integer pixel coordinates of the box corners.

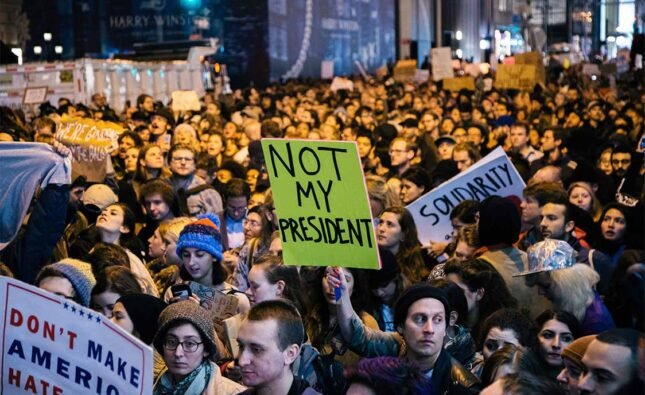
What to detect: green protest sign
<box><xmin>262</xmin><ymin>139</ymin><xmax>380</xmax><ymax>269</ymax></box>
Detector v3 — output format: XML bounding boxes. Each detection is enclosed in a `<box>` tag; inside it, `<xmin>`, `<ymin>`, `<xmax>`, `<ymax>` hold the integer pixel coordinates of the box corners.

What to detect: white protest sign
<box><xmin>431</xmin><ymin>47</ymin><xmax>454</xmax><ymax>81</ymax></box>
<box><xmin>321</xmin><ymin>61</ymin><xmax>334</xmax><ymax>79</ymax></box>
<box><xmin>23</xmin><ymin>86</ymin><xmax>49</xmax><ymax>105</ymax></box>
<box><xmin>0</xmin><ymin>277</ymin><xmax>153</xmax><ymax>395</ymax></box>
<box><xmin>407</xmin><ymin>147</ymin><xmax>525</xmax><ymax>244</ymax></box>
<box><xmin>330</xmin><ymin>77</ymin><xmax>354</xmax><ymax>92</ymax></box>
<box><xmin>171</xmin><ymin>90</ymin><xmax>201</xmax><ymax>112</ymax></box>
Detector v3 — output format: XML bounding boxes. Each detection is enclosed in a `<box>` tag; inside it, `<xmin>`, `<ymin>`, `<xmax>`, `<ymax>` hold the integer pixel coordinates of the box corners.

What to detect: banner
<box><xmin>262</xmin><ymin>139</ymin><xmax>380</xmax><ymax>269</ymax></box>
<box><xmin>0</xmin><ymin>277</ymin><xmax>153</xmax><ymax>394</ymax></box>
<box><xmin>431</xmin><ymin>47</ymin><xmax>454</xmax><ymax>81</ymax></box>
<box><xmin>56</xmin><ymin>116</ymin><xmax>121</xmax><ymax>182</ymax></box>
<box><xmin>407</xmin><ymin>147</ymin><xmax>526</xmax><ymax>244</ymax></box>
<box><xmin>442</xmin><ymin>76</ymin><xmax>476</xmax><ymax>92</ymax></box>
<box><xmin>494</xmin><ymin>64</ymin><xmax>537</xmax><ymax>91</ymax></box>
<box><xmin>393</xmin><ymin>59</ymin><xmax>417</xmax><ymax>82</ymax></box>
<box><xmin>171</xmin><ymin>90</ymin><xmax>201</xmax><ymax>112</ymax></box>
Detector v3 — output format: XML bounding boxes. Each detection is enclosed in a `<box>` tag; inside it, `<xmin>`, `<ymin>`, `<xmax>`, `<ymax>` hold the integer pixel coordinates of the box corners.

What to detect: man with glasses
<box><xmin>388</xmin><ymin>137</ymin><xmax>415</xmax><ymax>177</ymax></box>
<box><xmin>167</xmin><ymin>144</ymin><xmax>223</xmax><ymax>217</ymax></box>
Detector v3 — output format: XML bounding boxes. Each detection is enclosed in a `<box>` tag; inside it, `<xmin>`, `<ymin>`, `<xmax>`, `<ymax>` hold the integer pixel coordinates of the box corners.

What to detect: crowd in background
<box><xmin>0</xmin><ymin>60</ymin><xmax>643</xmax><ymax>395</ymax></box>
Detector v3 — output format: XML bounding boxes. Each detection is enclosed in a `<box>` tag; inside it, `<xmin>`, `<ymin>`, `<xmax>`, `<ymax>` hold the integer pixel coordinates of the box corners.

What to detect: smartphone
<box><xmin>171</xmin><ymin>284</ymin><xmax>192</xmax><ymax>300</ymax></box>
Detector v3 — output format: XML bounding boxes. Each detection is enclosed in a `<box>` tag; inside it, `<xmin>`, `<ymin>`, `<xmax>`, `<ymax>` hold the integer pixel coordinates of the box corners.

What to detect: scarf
<box><xmin>154</xmin><ymin>360</ymin><xmax>212</xmax><ymax>395</ymax></box>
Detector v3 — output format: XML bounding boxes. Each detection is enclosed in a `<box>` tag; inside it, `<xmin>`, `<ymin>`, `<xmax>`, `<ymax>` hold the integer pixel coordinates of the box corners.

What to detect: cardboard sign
<box><xmin>515</xmin><ymin>51</ymin><xmax>545</xmax><ymax>84</ymax></box>
<box><xmin>188</xmin><ymin>282</ymin><xmax>239</xmax><ymax>320</ymax></box>
<box><xmin>23</xmin><ymin>86</ymin><xmax>48</xmax><ymax>105</ymax></box>
<box><xmin>431</xmin><ymin>47</ymin><xmax>454</xmax><ymax>81</ymax></box>
<box><xmin>262</xmin><ymin>139</ymin><xmax>379</xmax><ymax>269</ymax></box>
<box><xmin>407</xmin><ymin>147</ymin><xmax>526</xmax><ymax>244</ymax></box>
<box><xmin>0</xmin><ymin>277</ymin><xmax>153</xmax><ymax>394</ymax></box>
<box><xmin>393</xmin><ymin>59</ymin><xmax>417</xmax><ymax>82</ymax></box>
<box><xmin>494</xmin><ymin>64</ymin><xmax>537</xmax><ymax>91</ymax></box>
<box><xmin>171</xmin><ymin>90</ymin><xmax>201</xmax><ymax>112</ymax></box>
<box><xmin>582</xmin><ymin>63</ymin><xmax>601</xmax><ymax>76</ymax></box>
<box><xmin>56</xmin><ymin>116</ymin><xmax>121</xmax><ymax>182</ymax></box>
<box><xmin>415</xmin><ymin>69</ymin><xmax>430</xmax><ymax>83</ymax></box>
<box><xmin>464</xmin><ymin>63</ymin><xmax>481</xmax><ymax>77</ymax></box>
<box><xmin>442</xmin><ymin>76</ymin><xmax>476</xmax><ymax>92</ymax></box>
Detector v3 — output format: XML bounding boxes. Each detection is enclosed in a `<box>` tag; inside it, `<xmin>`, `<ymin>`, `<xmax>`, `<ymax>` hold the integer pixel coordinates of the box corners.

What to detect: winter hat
<box><xmin>154</xmin><ymin>107</ymin><xmax>175</xmax><ymax>128</ymax></box>
<box><xmin>394</xmin><ymin>284</ymin><xmax>450</xmax><ymax>327</ymax></box>
<box><xmin>82</xmin><ymin>184</ymin><xmax>118</xmax><ymax>211</ymax></box>
<box><xmin>175</xmin><ymin>214</ymin><xmax>223</xmax><ymax>261</ymax></box>
<box><xmin>561</xmin><ymin>335</ymin><xmax>596</xmax><ymax>369</ymax></box>
<box><xmin>35</xmin><ymin>259</ymin><xmax>96</xmax><ymax>307</ymax></box>
<box><xmin>116</xmin><ymin>294</ymin><xmax>167</xmax><ymax>345</ymax></box>
<box><xmin>493</xmin><ymin>115</ymin><xmax>515</xmax><ymax>127</ymax></box>
<box><xmin>478</xmin><ymin>196</ymin><xmax>521</xmax><ymax>246</ymax></box>
<box><xmin>154</xmin><ymin>301</ymin><xmax>219</xmax><ymax>359</ymax></box>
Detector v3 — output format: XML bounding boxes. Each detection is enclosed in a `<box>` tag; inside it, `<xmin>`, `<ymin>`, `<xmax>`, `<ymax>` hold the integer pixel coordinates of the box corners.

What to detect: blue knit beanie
<box><xmin>175</xmin><ymin>214</ymin><xmax>223</xmax><ymax>261</ymax></box>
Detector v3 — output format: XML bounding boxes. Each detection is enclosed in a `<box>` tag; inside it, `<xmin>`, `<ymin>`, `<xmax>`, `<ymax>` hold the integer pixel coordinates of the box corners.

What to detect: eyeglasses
<box><xmin>163</xmin><ymin>338</ymin><xmax>203</xmax><ymax>353</ymax></box>
<box><xmin>244</xmin><ymin>219</ymin><xmax>261</xmax><ymax>227</ymax></box>
<box><xmin>389</xmin><ymin>149</ymin><xmax>408</xmax><ymax>155</ymax></box>
<box><xmin>171</xmin><ymin>157</ymin><xmax>194</xmax><ymax>163</ymax></box>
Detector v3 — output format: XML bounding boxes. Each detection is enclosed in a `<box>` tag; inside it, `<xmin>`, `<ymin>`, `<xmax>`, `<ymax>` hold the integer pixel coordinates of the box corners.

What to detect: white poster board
<box><xmin>431</xmin><ymin>47</ymin><xmax>454</xmax><ymax>81</ymax></box>
<box><xmin>321</xmin><ymin>61</ymin><xmax>334</xmax><ymax>79</ymax></box>
<box><xmin>407</xmin><ymin>147</ymin><xmax>526</xmax><ymax>244</ymax></box>
<box><xmin>0</xmin><ymin>277</ymin><xmax>153</xmax><ymax>394</ymax></box>
<box><xmin>23</xmin><ymin>86</ymin><xmax>48</xmax><ymax>105</ymax></box>
<box><xmin>171</xmin><ymin>90</ymin><xmax>201</xmax><ymax>112</ymax></box>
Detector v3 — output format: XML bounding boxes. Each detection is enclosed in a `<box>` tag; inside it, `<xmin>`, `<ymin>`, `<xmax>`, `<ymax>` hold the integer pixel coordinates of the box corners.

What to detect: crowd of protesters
<box><xmin>0</xmin><ymin>58</ymin><xmax>643</xmax><ymax>395</ymax></box>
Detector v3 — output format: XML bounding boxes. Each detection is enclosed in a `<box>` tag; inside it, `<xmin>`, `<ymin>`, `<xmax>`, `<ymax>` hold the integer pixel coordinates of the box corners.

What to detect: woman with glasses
<box><xmin>153</xmin><ymin>301</ymin><xmax>246</xmax><ymax>394</ymax></box>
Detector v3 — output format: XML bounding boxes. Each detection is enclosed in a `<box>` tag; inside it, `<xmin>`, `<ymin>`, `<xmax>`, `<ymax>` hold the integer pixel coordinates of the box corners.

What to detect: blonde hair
<box><xmin>568</xmin><ymin>181</ymin><xmax>602</xmax><ymax>222</ymax></box>
<box><xmin>365</xmin><ymin>174</ymin><xmax>401</xmax><ymax>210</ymax></box>
<box><xmin>158</xmin><ymin>217</ymin><xmax>194</xmax><ymax>244</ymax></box>
<box><xmin>551</xmin><ymin>264</ymin><xmax>599</xmax><ymax>321</ymax></box>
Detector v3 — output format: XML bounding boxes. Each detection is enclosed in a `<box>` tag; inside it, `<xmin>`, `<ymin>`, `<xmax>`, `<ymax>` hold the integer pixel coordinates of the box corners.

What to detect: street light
<box><xmin>33</xmin><ymin>46</ymin><xmax>42</xmax><ymax>55</ymax></box>
<box><xmin>43</xmin><ymin>32</ymin><xmax>52</xmax><ymax>42</ymax></box>
<box><xmin>456</xmin><ymin>30</ymin><xmax>463</xmax><ymax>41</ymax></box>
<box><xmin>54</xmin><ymin>45</ymin><xmax>63</xmax><ymax>54</ymax></box>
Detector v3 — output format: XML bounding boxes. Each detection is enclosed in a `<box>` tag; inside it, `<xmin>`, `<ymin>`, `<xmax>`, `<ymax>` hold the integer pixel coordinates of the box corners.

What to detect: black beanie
<box><xmin>478</xmin><ymin>196</ymin><xmax>521</xmax><ymax>246</ymax></box>
<box><xmin>117</xmin><ymin>294</ymin><xmax>168</xmax><ymax>345</ymax></box>
<box><xmin>394</xmin><ymin>285</ymin><xmax>450</xmax><ymax>327</ymax></box>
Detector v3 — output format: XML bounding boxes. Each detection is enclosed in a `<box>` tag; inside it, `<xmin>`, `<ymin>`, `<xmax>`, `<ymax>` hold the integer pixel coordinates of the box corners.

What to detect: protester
<box><xmin>111</xmin><ymin>293</ymin><xmax>167</xmax><ymax>379</ymax></box>
<box><xmin>0</xmin><ymin>55</ymin><xmax>643</xmax><ymax>393</ymax></box>
<box><xmin>237</xmin><ymin>300</ymin><xmax>322</xmax><ymax>395</ymax></box>
<box><xmin>153</xmin><ymin>301</ymin><xmax>246</xmax><ymax>394</ymax></box>
<box><xmin>519</xmin><ymin>239</ymin><xmax>615</xmax><ymax>335</ymax></box>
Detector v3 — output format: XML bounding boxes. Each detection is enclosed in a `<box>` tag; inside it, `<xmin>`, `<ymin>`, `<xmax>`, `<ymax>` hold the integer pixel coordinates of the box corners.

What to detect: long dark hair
<box><xmin>445</xmin><ymin>258</ymin><xmax>518</xmax><ymax>334</ymax></box>
<box><xmin>304</xmin><ymin>266</ymin><xmax>371</xmax><ymax>353</ymax></box>
<box><xmin>101</xmin><ymin>203</ymin><xmax>145</xmax><ymax>259</ymax></box>
<box><xmin>383</xmin><ymin>206</ymin><xmax>429</xmax><ymax>283</ymax></box>
<box><xmin>253</xmin><ymin>255</ymin><xmax>307</xmax><ymax>319</ymax></box>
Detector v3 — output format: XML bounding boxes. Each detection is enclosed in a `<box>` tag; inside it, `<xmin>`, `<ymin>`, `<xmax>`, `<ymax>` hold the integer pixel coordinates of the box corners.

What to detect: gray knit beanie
<box><xmin>35</xmin><ymin>259</ymin><xmax>96</xmax><ymax>307</ymax></box>
<box><xmin>153</xmin><ymin>301</ymin><xmax>219</xmax><ymax>359</ymax></box>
